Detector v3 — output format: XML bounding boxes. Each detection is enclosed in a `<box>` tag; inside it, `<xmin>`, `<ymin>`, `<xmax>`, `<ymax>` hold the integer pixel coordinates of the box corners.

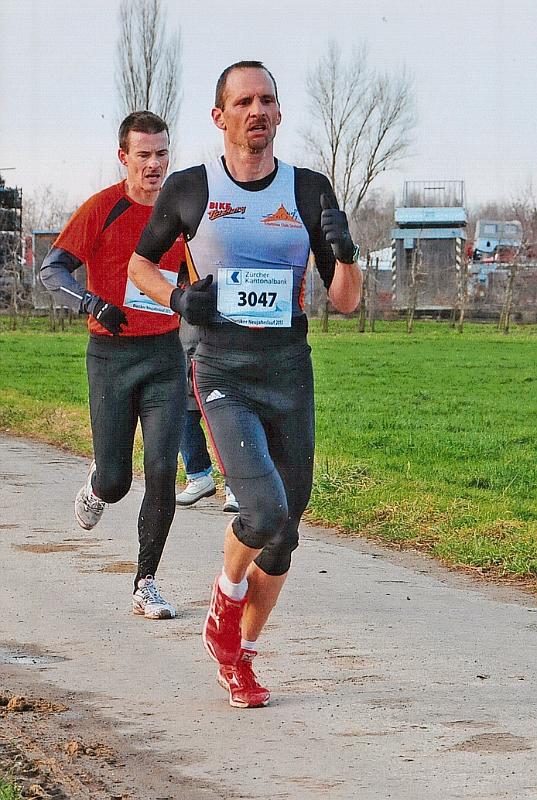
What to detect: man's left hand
<box><xmin>320</xmin><ymin>193</ymin><xmax>356</xmax><ymax>264</ymax></box>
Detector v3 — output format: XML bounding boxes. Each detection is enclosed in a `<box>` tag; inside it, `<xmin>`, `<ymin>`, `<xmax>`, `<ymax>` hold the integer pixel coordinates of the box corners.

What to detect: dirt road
<box><xmin>1</xmin><ymin>435</ymin><xmax>536</xmax><ymax>799</ymax></box>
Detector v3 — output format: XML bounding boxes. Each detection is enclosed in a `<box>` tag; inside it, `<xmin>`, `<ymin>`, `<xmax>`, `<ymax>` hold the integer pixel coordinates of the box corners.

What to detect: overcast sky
<box><xmin>1</xmin><ymin>0</ymin><xmax>536</xmax><ymax>210</ymax></box>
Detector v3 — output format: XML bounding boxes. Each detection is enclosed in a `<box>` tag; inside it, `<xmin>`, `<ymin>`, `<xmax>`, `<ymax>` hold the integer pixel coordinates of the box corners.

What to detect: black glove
<box><xmin>81</xmin><ymin>291</ymin><xmax>128</xmax><ymax>335</ymax></box>
<box><xmin>320</xmin><ymin>193</ymin><xmax>356</xmax><ymax>264</ymax></box>
<box><xmin>170</xmin><ymin>275</ymin><xmax>215</xmax><ymax>326</ymax></box>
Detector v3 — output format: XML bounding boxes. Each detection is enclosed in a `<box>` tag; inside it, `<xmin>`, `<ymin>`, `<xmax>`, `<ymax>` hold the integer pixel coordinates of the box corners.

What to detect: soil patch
<box><xmin>12</xmin><ymin>543</ymin><xmax>81</xmax><ymax>554</ymax></box>
<box><xmin>0</xmin><ymin>679</ymin><xmax>218</xmax><ymax>800</ymax></box>
<box><xmin>449</xmin><ymin>732</ymin><xmax>533</xmax><ymax>753</ymax></box>
<box><xmin>97</xmin><ymin>561</ymin><xmax>137</xmax><ymax>574</ymax></box>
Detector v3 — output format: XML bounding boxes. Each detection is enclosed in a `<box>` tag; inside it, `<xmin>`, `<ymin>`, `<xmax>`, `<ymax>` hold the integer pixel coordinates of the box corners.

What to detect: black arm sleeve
<box><xmin>40</xmin><ymin>247</ymin><xmax>86</xmax><ymax>311</ymax></box>
<box><xmin>294</xmin><ymin>168</ymin><xmax>337</xmax><ymax>291</ymax></box>
<box><xmin>135</xmin><ymin>165</ymin><xmax>208</xmax><ymax>263</ymax></box>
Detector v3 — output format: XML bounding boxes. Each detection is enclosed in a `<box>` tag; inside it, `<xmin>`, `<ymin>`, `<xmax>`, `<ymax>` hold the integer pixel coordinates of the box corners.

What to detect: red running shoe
<box><xmin>203</xmin><ymin>577</ymin><xmax>246</xmax><ymax>665</ymax></box>
<box><xmin>217</xmin><ymin>649</ymin><xmax>271</xmax><ymax>708</ymax></box>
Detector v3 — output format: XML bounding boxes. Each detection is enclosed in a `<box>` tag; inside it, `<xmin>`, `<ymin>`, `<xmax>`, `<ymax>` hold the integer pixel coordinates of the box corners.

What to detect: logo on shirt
<box><xmin>208</xmin><ymin>201</ymin><xmax>246</xmax><ymax>221</ymax></box>
<box><xmin>205</xmin><ymin>389</ymin><xmax>226</xmax><ymax>403</ymax></box>
<box><xmin>261</xmin><ymin>205</ymin><xmax>303</xmax><ymax>228</ymax></box>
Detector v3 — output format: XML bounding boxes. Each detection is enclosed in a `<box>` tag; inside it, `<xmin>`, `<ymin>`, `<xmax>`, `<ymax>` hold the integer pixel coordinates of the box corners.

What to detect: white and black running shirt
<box><xmin>136</xmin><ymin>157</ymin><xmax>338</xmax><ymax>322</ymax></box>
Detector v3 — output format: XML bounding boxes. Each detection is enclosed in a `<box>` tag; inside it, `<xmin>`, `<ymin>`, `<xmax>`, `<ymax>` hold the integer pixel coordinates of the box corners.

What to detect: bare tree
<box><xmin>0</xmin><ymin>233</ymin><xmax>31</xmax><ymax>327</ymax></box>
<box><xmin>498</xmin><ymin>256</ymin><xmax>518</xmax><ymax>335</ymax></box>
<box><xmin>116</xmin><ymin>0</ymin><xmax>182</xmax><ymax>140</ymax></box>
<box><xmin>497</xmin><ymin>236</ymin><xmax>527</xmax><ymax>334</ymax></box>
<box><xmin>302</xmin><ymin>41</ymin><xmax>415</xmax><ymax>218</ymax></box>
<box><xmin>23</xmin><ymin>185</ymin><xmax>70</xmax><ymax>236</ymax></box>
<box><xmin>354</xmin><ymin>189</ymin><xmax>396</xmax><ymax>252</ymax></box>
<box><xmin>508</xmin><ymin>183</ymin><xmax>537</xmax><ymax>252</ymax></box>
<box><xmin>302</xmin><ymin>41</ymin><xmax>414</xmax><ymax>328</ymax></box>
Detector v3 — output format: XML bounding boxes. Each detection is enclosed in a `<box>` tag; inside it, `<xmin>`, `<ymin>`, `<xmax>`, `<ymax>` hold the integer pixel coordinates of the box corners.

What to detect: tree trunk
<box><xmin>49</xmin><ymin>298</ymin><xmax>56</xmax><ymax>332</ymax></box>
<box><xmin>9</xmin><ymin>270</ymin><xmax>18</xmax><ymax>330</ymax></box>
<box><xmin>458</xmin><ymin>305</ymin><xmax>466</xmax><ymax>333</ymax></box>
<box><xmin>321</xmin><ymin>298</ymin><xmax>329</xmax><ymax>332</ymax></box>
<box><xmin>500</xmin><ymin>261</ymin><xmax>517</xmax><ymax>335</ymax></box>
<box><xmin>457</xmin><ymin>256</ymin><xmax>468</xmax><ymax>333</ymax></box>
<box><xmin>369</xmin><ymin>257</ymin><xmax>379</xmax><ymax>332</ymax></box>
<box><xmin>406</xmin><ymin>244</ymin><xmax>420</xmax><ymax>334</ymax></box>
<box><xmin>358</xmin><ymin>251</ymin><xmax>370</xmax><ymax>333</ymax></box>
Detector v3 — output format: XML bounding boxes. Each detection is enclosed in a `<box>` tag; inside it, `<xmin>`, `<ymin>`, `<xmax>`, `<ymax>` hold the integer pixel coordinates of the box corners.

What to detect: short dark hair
<box><xmin>118</xmin><ymin>111</ymin><xmax>169</xmax><ymax>152</ymax></box>
<box><xmin>214</xmin><ymin>61</ymin><xmax>279</xmax><ymax>110</ymax></box>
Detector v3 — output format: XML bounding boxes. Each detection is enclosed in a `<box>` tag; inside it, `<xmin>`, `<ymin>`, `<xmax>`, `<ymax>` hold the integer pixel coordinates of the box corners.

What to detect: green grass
<box><xmin>309</xmin><ymin>319</ymin><xmax>537</xmax><ymax>577</ymax></box>
<box><xmin>1</xmin><ymin>315</ymin><xmax>536</xmax><ymax>580</ymax></box>
<box><xmin>0</xmin><ymin>778</ymin><xmax>22</xmax><ymax>800</ymax></box>
<box><xmin>0</xmin><ymin>316</ymin><xmax>93</xmax><ymax>455</ymax></box>
<box><xmin>0</xmin><ymin>315</ymin><xmax>146</xmax><ymax>468</ymax></box>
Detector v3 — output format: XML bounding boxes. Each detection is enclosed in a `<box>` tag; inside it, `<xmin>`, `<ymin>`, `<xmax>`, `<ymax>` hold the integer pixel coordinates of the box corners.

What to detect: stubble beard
<box><xmin>245</xmin><ymin>143</ymin><xmax>266</xmax><ymax>155</ymax></box>
<box><xmin>243</xmin><ymin>128</ymin><xmax>275</xmax><ymax>155</ymax></box>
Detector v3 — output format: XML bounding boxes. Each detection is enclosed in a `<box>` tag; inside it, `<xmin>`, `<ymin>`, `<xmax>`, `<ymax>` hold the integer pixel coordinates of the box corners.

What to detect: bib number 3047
<box><xmin>237</xmin><ymin>290</ymin><xmax>277</xmax><ymax>308</ymax></box>
<box><xmin>217</xmin><ymin>267</ymin><xmax>293</xmax><ymax>328</ymax></box>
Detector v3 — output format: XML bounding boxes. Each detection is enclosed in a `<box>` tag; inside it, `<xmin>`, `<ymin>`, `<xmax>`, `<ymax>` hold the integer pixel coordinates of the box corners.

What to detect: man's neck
<box><xmin>124</xmin><ymin>180</ymin><xmax>158</xmax><ymax>206</ymax></box>
<box><xmin>223</xmin><ymin>145</ymin><xmax>276</xmax><ymax>183</ymax></box>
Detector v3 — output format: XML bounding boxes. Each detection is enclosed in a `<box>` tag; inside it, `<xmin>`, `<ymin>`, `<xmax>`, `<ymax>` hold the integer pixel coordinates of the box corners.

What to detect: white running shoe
<box><xmin>74</xmin><ymin>461</ymin><xmax>106</xmax><ymax>530</ymax></box>
<box><xmin>176</xmin><ymin>473</ymin><xmax>216</xmax><ymax>506</ymax></box>
<box><xmin>132</xmin><ymin>576</ymin><xmax>176</xmax><ymax>620</ymax></box>
<box><xmin>222</xmin><ymin>485</ymin><xmax>239</xmax><ymax>513</ymax></box>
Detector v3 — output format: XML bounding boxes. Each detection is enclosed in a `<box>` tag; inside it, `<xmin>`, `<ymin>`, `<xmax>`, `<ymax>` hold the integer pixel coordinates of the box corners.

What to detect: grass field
<box><xmin>0</xmin><ymin>778</ymin><xmax>22</xmax><ymax>800</ymax></box>
<box><xmin>1</xmin><ymin>315</ymin><xmax>536</xmax><ymax>580</ymax></box>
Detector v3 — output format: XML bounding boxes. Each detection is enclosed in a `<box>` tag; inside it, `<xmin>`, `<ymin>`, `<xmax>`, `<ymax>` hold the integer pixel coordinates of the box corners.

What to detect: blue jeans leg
<box><xmin>180</xmin><ymin>410</ymin><xmax>212</xmax><ymax>479</ymax></box>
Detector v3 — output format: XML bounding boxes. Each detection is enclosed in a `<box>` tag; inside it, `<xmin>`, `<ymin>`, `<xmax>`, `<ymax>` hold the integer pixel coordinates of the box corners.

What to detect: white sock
<box><xmin>219</xmin><ymin>570</ymin><xmax>248</xmax><ymax>601</ymax></box>
<box><xmin>241</xmin><ymin>638</ymin><xmax>257</xmax><ymax>652</ymax></box>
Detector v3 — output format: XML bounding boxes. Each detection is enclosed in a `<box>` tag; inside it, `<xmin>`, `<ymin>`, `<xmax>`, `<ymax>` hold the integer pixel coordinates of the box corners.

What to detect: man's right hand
<box><xmin>81</xmin><ymin>291</ymin><xmax>128</xmax><ymax>335</ymax></box>
<box><xmin>170</xmin><ymin>275</ymin><xmax>215</xmax><ymax>326</ymax></box>
<box><xmin>320</xmin><ymin>193</ymin><xmax>356</xmax><ymax>264</ymax></box>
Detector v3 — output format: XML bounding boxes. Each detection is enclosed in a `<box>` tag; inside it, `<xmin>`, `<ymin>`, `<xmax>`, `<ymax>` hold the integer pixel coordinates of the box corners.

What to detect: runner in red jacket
<box><xmin>41</xmin><ymin>112</ymin><xmax>186</xmax><ymax>620</ymax></box>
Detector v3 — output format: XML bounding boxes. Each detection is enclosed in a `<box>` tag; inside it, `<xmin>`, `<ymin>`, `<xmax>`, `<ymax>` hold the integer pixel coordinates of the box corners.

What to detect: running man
<box><xmin>41</xmin><ymin>112</ymin><xmax>186</xmax><ymax>620</ymax></box>
<box><xmin>128</xmin><ymin>62</ymin><xmax>362</xmax><ymax>703</ymax></box>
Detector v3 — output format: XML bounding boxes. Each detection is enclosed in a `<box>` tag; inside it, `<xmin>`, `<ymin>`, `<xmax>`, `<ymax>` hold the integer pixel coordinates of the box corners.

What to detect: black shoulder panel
<box><xmin>294</xmin><ymin>167</ymin><xmax>336</xmax><ymax>290</ymax></box>
<box><xmin>172</xmin><ymin>165</ymin><xmax>208</xmax><ymax>241</ymax></box>
<box><xmin>136</xmin><ymin>165</ymin><xmax>208</xmax><ymax>263</ymax></box>
<box><xmin>101</xmin><ymin>197</ymin><xmax>132</xmax><ymax>232</ymax></box>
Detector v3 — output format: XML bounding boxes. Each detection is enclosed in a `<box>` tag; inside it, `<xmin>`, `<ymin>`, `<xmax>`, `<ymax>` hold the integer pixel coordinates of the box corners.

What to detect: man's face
<box><xmin>212</xmin><ymin>67</ymin><xmax>281</xmax><ymax>153</ymax></box>
<box><xmin>118</xmin><ymin>130</ymin><xmax>169</xmax><ymax>196</ymax></box>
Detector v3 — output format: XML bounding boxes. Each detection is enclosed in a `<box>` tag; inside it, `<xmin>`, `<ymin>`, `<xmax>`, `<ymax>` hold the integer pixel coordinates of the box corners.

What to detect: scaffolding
<box><xmin>0</xmin><ymin>172</ymin><xmax>24</xmax><ymax>309</ymax></box>
<box><xmin>402</xmin><ymin>180</ymin><xmax>465</xmax><ymax>209</ymax></box>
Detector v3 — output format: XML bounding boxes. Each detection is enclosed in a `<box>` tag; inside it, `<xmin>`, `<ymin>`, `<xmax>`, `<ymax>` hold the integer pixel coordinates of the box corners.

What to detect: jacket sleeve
<box><xmin>40</xmin><ymin>247</ymin><xmax>86</xmax><ymax>311</ymax></box>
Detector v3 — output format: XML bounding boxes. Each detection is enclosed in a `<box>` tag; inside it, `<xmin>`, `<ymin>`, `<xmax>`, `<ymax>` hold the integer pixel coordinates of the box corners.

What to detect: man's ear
<box><xmin>118</xmin><ymin>147</ymin><xmax>128</xmax><ymax>167</ymax></box>
<box><xmin>211</xmin><ymin>107</ymin><xmax>226</xmax><ymax>131</ymax></box>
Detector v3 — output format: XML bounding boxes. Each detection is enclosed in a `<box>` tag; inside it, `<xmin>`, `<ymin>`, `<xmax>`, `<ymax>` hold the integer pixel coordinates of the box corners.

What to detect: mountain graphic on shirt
<box><xmin>261</xmin><ymin>205</ymin><xmax>303</xmax><ymax>227</ymax></box>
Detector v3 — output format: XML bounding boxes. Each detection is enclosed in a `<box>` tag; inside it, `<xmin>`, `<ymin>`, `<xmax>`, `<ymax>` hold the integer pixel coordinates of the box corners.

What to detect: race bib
<box><xmin>123</xmin><ymin>268</ymin><xmax>177</xmax><ymax>315</ymax></box>
<box><xmin>217</xmin><ymin>267</ymin><xmax>293</xmax><ymax>328</ymax></box>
